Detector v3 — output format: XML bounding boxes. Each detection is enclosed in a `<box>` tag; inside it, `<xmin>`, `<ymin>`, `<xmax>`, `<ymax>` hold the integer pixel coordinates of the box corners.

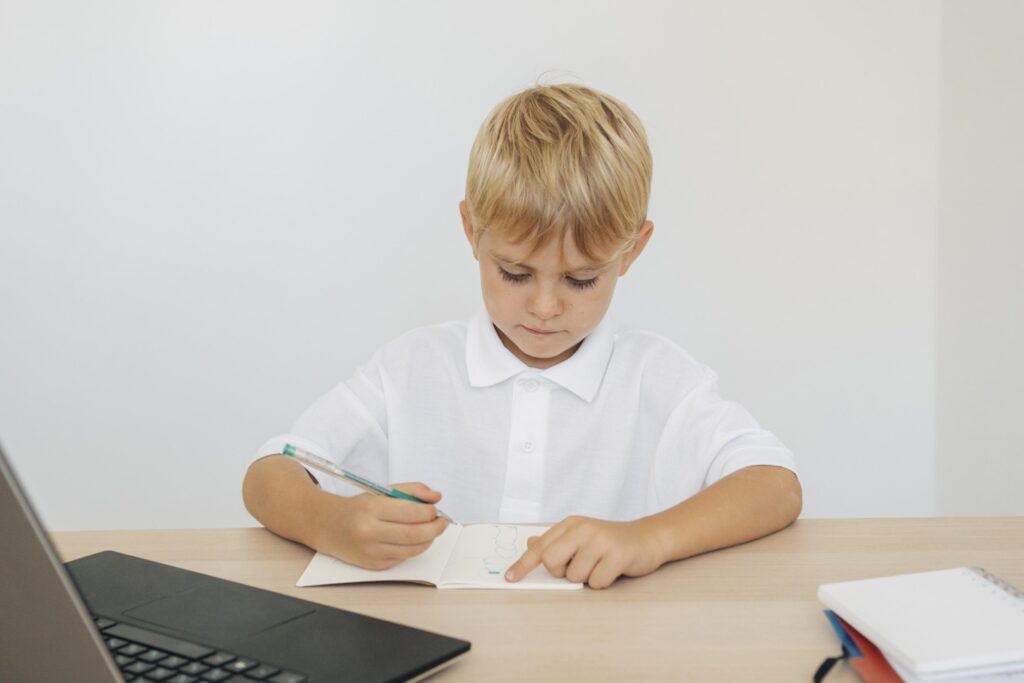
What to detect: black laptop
<box><xmin>0</xmin><ymin>444</ymin><xmax>470</xmax><ymax>682</ymax></box>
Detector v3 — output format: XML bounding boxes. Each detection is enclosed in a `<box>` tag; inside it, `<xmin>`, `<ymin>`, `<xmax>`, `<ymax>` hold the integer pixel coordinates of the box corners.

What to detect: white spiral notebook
<box><xmin>818</xmin><ymin>567</ymin><xmax>1024</xmax><ymax>680</ymax></box>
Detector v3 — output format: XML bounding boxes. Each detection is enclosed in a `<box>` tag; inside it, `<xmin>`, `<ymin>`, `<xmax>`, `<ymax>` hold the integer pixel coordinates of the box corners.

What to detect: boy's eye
<box><xmin>566</xmin><ymin>276</ymin><xmax>598</xmax><ymax>290</ymax></box>
<box><xmin>498</xmin><ymin>267</ymin><xmax>598</xmax><ymax>290</ymax></box>
<box><xmin>498</xmin><ymin>267</ymin><xmax>530</xmax><ymax>284</ymax></box>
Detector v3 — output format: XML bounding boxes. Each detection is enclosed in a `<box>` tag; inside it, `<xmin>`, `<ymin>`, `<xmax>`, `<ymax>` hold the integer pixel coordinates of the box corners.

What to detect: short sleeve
<box><xmin>650</xmin><ymin>366</ymin><xmax>798</xmax><ymax>509</ymax></box>
<box><xmin>251</xmin><ymin>354</ymin><xmax>389</xmax><ymax>496</ymax></box>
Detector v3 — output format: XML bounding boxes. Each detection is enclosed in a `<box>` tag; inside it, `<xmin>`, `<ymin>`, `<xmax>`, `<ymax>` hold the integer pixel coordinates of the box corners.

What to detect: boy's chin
<box><xmin>493</xmin><ymin>322</ymin><xmax>582</xmax><ymax>367</ymax></box>
<box><xmin>512</xmin><ymin>337</ymin><xmax>583</xmax><ymax>368</ymax></box>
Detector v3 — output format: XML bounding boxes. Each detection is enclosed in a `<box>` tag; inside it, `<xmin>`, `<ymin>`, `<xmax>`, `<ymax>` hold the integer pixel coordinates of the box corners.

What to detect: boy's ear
<box><xmin>618</xmin><ymin>220</ymin><xmax>654</xmax><ymax>276</ymax></box>
<box><xmin>459</xmin><ymin>200</ymin><xmax>479</xmax><ymax>260</ymax></box>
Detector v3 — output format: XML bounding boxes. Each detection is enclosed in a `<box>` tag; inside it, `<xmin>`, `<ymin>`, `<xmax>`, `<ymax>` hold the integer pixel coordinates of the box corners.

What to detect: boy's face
<box><xmin>460</xmin><ymin>201</ymin><xmax>653</xmax><ymax>369</ymax></box>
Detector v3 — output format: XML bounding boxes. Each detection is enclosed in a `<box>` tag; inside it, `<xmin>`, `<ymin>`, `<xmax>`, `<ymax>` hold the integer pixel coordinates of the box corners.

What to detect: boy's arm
<box><xmin>242</xmin><ymin>455</ymin><xmax>330</xmax><ymax>552</ymax></box>
<box><xmin>504</xmin><ymin>464</ymin><xmax>802</xmax><ymax>589</ymax></box>
<box><xmin>242</xmin><ymin>455</ymin><xmax>448</xmax><ymax>570</ymax></box>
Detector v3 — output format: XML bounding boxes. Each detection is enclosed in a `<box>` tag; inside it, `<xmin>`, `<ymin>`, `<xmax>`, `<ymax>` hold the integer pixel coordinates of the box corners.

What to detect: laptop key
<box><xmin>244</xmin><ymin>664</ymin><xmax>279</xmax><ymax>680</ymax></box>
<box><xmin>161</xmin><ymin>655</ymin><xmax>189</xmax><ymax>669</ymax></box>
<box><xmin>119</xmin><ymin>643</ymin><xmax>148</xmax><ymax>657</ymax></box>
<box><xmin>146</xmin><ymin>666</ymin><xmax>176</xmax><ymax>681</ymax></box>
<box><xmin>140</xmin><ymin>648</ymin><xmax>170</xmax><ymax>662</ymax></box>
<box><xmin>106</xmin><ymin>623</ymin><xmax>215</xmax><ymax>660</ymax></box>
<box><xmin>114</xmin><ymin>653</ymin><xmax>136</xmax><ymax>667</ymax></box>
<box><xmin>179</xmin><ymin>662</ymin><xmax>209</xmax><ymax>675</ymax></box>
<box><xmin>167</xmin><ymin>676</ymin><xmax>197</xmax><ymax>683</ymax></box>
<box><xmin>224</xmin><ymin>658</ymin><xmax>256</xmax><ymax>673</ymax></box>
<box><xmin>125</xmin><ymin>661</ymin><xmax>155</xmax><ymax>675</ymax></box>
<box><xmin>203</xmin><ymin>652</ymin><xmax>236</xmax><ymax>667</ymax></box>
<box><xmin>105</xmin><ymin>636</ymin><xmax>128</xmax><ymax>649</ymax></box>
<box><xmin>200</xmin><ymin>668</ymin><xmax>232</xmax><ymax>681</ymax></box>
<box><xmin>268</xmin><ymin>672</ymin><xmax>306</xmax><ymax>683</ymax></box>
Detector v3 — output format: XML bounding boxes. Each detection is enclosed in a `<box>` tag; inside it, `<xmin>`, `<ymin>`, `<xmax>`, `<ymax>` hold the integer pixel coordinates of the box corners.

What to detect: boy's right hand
<box><xmin>314</xmin><ymin>482</ymin><xmax>449</xmax><ymax>571</ymax></box>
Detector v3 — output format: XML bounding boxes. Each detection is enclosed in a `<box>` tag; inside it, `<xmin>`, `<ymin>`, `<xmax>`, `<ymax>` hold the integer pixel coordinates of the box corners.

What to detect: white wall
<box><xmin>936</xmin><ymin>0</ymin><xmax>1024</xmax><ymax>515</ymax></box>
<box><xmin>0</xmin><ymin>0</ymin><xmax>973</xmax><ymax>530</ymax></box>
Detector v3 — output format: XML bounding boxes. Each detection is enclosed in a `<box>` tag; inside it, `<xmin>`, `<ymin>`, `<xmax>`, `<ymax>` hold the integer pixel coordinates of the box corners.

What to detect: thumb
<box><xmin>391</xmin><ymin>481</ymin><xmax>442</xmax><ymax>503</ymax></box>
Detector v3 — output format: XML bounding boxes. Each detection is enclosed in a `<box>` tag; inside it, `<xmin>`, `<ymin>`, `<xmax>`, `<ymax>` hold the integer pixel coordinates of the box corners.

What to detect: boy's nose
<box><xmin>527</xmin><ymin>284</ymin><xmax>562</xmax><ymax>319</ymax></box>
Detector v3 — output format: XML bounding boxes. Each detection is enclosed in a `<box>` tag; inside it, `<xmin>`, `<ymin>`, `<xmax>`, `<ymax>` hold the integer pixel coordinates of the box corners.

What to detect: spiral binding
<box><xmin>968</xmin><ymin>567</ymin><xmax>1024</xmax><ymax>601</ymax></box>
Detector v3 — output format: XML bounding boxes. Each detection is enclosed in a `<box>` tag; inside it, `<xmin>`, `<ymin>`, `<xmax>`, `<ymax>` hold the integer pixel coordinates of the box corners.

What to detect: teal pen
<box><xmin>282</xmin><ymin>443</ymin><xmax>456</xmax><ymax>524</ymax></box>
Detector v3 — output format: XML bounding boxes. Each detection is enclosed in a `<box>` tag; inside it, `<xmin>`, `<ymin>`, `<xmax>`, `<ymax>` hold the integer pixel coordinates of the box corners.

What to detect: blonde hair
<box><xmin>465</xmin><ymin>83</ymin><xmax>652</xmax><ymax>262</ymax></box>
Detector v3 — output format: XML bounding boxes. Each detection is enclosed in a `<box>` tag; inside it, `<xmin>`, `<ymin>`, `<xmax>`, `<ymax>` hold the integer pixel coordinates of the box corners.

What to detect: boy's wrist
<box><xmin>632</xmin><ymin>514</ymin><xmax>676</xmax><ymax>568</ymax></box>
<box><xmin>304</xmin><ymin>486</ymin><xmax>346</xmax><ymax>553</ymax></box>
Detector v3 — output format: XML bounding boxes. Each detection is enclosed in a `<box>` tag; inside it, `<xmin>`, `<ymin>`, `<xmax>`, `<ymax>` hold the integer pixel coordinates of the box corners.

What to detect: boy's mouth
<box><xmin>523</xmin><ymin>326</ymin><xmax>559</xmax><ymax>336</ymax></box>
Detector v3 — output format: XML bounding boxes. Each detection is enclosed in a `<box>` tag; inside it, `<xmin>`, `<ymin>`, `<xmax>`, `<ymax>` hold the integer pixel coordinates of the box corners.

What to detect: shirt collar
<box><xmin>465</xmin><ymin>312</ymin><xmax>614</xmax><ymax>403</ymax></box>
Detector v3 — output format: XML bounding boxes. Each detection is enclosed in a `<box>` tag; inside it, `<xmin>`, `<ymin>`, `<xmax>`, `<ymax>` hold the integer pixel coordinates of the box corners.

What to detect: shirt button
<box><xmin>524</xmin><ymin>379</ymin><xmax>539</xmax><ymax>392</ymax></box>
<box><xmin>521</xmin><ymin>440</ymin><xmax>534</xmax><ymax>452</ymax></box>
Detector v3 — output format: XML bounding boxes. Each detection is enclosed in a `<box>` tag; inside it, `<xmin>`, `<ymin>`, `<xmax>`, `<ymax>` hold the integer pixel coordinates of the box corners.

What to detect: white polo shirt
<box><xmin>255</xmin><ymin>313</ymin><xmax>797</xmax><ymax>524</ymax></box>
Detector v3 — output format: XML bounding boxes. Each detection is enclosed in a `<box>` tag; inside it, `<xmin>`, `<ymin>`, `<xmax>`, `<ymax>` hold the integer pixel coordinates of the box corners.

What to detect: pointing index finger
<box><xmin>505</xmin><ymin>537</ymin><xmax>543</xmax><ymax>583</ymax></box>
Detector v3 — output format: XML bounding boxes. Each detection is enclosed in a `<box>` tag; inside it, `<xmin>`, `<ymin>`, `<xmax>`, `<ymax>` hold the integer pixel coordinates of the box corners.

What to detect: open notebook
<box><xmin>297</xmin><ymin>523</ymin><xmax>582</xmax><ymax>590</ymax></box>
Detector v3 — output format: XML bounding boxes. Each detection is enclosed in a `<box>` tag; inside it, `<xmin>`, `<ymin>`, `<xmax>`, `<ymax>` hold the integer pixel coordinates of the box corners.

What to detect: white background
<box><xmin>1</xmin><ymin>1</ymin><xmax>1020</xmax><ymax>530</ymax></box>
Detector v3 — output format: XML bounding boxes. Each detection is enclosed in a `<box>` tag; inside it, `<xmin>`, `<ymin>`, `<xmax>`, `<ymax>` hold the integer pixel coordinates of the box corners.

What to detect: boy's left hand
<box><xmin>504</xmin><ymin>516</ymin><xmax>664</xmax><ymax>589</ymax></box>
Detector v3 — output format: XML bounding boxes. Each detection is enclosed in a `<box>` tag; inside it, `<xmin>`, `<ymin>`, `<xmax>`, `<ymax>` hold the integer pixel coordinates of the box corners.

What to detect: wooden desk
<box><xmin>53</xmin><ymin>518</ymin><xmax>1024</xmax><ymax>682</ymax></box>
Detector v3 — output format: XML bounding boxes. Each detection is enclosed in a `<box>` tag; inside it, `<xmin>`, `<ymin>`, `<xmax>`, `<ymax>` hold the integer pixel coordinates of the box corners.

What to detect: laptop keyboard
<box><xmin>93</xmin><ymin>616</ymin><xmax>306</xmax><ymax>683</ymax></box>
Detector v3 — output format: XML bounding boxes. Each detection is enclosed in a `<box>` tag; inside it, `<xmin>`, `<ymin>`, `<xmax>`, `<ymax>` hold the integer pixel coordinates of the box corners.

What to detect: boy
<box><xmin>242</xmin><ymin>83</ymin><xmax>801</xmax><ymax>590</ymax></box>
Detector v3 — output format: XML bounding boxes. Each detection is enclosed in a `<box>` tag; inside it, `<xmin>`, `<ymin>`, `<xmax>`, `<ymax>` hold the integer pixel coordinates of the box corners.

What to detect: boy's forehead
<box><xmin>485</xmin><ymin>231</ymin><xmax>613</xmax><ymax>272</ymax></box>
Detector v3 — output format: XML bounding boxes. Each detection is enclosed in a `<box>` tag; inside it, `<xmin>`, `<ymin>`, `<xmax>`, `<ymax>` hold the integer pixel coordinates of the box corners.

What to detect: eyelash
<box><xmin>498</xmin><ymin>267</ymin><xmax>599</xmax><ymax>290</ymax></box>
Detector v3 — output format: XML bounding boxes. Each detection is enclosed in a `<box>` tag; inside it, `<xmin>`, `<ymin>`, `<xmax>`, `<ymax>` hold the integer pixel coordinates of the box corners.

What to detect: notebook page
<box><xmin>437</xmin><ymin>524</ymin><xmax>582</xmax><ymax>589</ymax></box>
<box><xmin>818</xmin><ymin>568</ymin><xmax>1024</xmax><ymax>676</ymax></box>
<box><xmin>295</xmin><ymin>522</ymin><xmax>462</xmax><ymax>587</ymax></box>
<box><xmin>886</xmin><ymin>653</ymin><xmax>1024</xmax><ymax>683</ymax></box>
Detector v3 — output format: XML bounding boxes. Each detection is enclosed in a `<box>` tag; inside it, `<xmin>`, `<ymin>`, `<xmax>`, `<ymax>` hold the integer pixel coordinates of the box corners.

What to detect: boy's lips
<box><xmin>523</xmin><ymin>325</ymin><xmax>559</xmax><ymax>335</ymax></box>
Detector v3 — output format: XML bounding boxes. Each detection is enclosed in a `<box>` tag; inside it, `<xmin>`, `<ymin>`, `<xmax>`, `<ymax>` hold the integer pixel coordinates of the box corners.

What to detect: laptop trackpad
<box><xmin>124</xmin><ymin>583</ymin><xmax>315</xmax><ymax>641</ymax></box>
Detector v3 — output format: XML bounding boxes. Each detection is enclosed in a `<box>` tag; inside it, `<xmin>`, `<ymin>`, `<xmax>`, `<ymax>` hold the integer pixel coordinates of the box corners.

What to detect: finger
<box><xmin>376</xmin><ymin>496</ymin><xmax>440</xmax><ymax>524</ymax></box>
<box><xmin>535</xmin><ymin>533</ymin><xmax>582</xmax><ymax>579</ymax></box>
<box><xmin>564</xmin><ymin>544</ymin><xmax>602</xmax><ymax>584</ymax></box>
<box><xmin>504</xmin><ymin>544</ymin><xmax>542</xmax><ymax>583</ymax></box>
<box><xmin>376</xmin><ymin>516</ymin><xmax>448</xmax><ymax>546</ymax></box>
<box><xmin>586</xmin><ymin>557</ymin><xmax>624</xmax><ymax>590</ymax></box>
<box><xmin>391</xmin><ymin>481</ymin><xmax>442</xmax><ymax>503</ymax></box>
<box><xmin>505</xmin><ymin>525</ymin><xmax>569</xmax><ymax>582</ymax></box>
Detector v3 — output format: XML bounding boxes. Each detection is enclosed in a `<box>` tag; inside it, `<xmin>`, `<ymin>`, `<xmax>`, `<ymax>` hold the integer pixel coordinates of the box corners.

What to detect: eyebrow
<box><xmin>490</xmin><ymin>251</ymin><xmax>612</xmax><ymax>275</ymax></box>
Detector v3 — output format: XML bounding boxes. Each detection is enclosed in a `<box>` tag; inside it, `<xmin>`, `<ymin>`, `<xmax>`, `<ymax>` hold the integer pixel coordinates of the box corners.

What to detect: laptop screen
<box><xmin>0</xmin><ymin>444</ymin><xmax>122</xmax><ymax>681</ymax></box>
